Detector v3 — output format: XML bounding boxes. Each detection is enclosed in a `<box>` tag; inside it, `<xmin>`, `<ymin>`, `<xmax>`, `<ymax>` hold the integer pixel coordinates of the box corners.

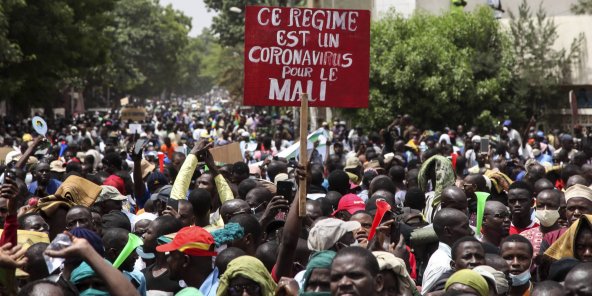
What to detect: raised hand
<box><xmin>0</xmin><ymin>243</ymin><xmax>27</xmax><ymax>269</ymax></box>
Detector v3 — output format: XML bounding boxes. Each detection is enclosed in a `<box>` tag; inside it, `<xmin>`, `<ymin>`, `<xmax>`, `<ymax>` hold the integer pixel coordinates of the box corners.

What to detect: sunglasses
<box><xmin>0</xmin><ymin>207</ymin><xmax>8</xmax><ymax>214</ymax></box>
<box><xmin>228</xmin><ymin>284</ymin><xmax>260</xmax><ymax>296</ymax></box>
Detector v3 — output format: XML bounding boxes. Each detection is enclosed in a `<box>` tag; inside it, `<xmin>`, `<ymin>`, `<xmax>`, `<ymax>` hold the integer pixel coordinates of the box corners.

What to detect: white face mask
<box><xmin>535</xmin><ymin>209</ymin><xmax>560</xmax><ymax>227</ymax></box>
<box><xmin>509</xmin><ymin>269</ymin><xmax>531</xmax><ymax>286</ymax></box>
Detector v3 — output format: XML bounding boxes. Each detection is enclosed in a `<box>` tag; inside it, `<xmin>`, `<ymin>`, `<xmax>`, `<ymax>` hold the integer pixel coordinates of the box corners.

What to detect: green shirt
<box><xmin>175</xmin><ymin>287</ymin><xmax>204</xmax><ymax>296</ymax></box>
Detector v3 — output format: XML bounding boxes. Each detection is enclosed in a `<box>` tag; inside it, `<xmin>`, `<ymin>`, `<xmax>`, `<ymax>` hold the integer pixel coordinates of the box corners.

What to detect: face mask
<box><xmin>535</xmin><ymin>209</ymin><xmax>560</xmax><ymax>227</ymax></box>
<box><xmin>509</xmin><ymin>269</ymin><xmax>531</xmax><ymax>286</ymax></box>
<box><xmin>80</xmin><ymin>288</ymin><xmax>110</xmax><ymax>296</ymax></box>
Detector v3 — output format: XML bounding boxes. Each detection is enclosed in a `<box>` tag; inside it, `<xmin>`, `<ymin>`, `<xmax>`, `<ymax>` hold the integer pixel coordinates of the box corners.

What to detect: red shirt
<box><xmin>510</xmin><ymin>221</ymin><xmax>539</xmax><ymax>235</ymax></box>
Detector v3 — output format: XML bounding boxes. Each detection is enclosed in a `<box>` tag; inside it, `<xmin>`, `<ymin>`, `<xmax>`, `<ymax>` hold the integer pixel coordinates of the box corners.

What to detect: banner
<box><xmin>244</xmin><ymin>6</ymin><xmax>370</xmax><ymax>108</ymax></box>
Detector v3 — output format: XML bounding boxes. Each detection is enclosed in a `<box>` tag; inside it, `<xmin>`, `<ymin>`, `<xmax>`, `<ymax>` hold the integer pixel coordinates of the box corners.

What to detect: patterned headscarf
<box><xmin>418</xmin><ymin>155</ymin><xmax>455</xmax><ymax>208</ymax></box>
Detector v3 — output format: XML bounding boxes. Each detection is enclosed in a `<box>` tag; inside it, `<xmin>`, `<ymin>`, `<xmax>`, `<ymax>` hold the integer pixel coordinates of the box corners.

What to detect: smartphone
<box><xmin>276</xmin><ymin>181</ymin><xmax>293</xmax><ymax>203</ymax></box>
<box><xmin>480</xmin><ymin>138</ymin><xmax>490</xmax><ymax>154</ymax></box>
<box><xmin>166</xmin><ymin>198</ymin><xmax>179</xmax><ymax>211</ymax></box>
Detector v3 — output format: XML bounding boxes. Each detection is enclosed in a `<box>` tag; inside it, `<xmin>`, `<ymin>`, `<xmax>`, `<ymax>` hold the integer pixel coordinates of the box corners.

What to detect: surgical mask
<box><xmin>535</xmin><ymin>209</ymin><xmax>560</xmax><ymax>227</ymax></box>
<box><xmin>80</xmin><ymin>288</ymin><xmax>109</xmax><ymax>296</ymax></box>
<box><xmin>509</xmin><ymin>270</ymin><xmax>531</xmax><ymax>286</ymax></box>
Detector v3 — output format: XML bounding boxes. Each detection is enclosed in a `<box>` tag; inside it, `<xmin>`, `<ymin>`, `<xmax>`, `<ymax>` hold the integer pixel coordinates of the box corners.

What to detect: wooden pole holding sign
<box><xmin>298</xmin><ymin>94</ymin><xmax>309</xmax><ymax>217</ymax></box>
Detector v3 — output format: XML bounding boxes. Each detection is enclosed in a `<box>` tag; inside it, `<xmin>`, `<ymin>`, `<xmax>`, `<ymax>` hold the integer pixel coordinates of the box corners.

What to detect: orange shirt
<box><xmin>160</xmin><ymin>143</ymin><xmax>177</xmax><ymax>159</ymax></box>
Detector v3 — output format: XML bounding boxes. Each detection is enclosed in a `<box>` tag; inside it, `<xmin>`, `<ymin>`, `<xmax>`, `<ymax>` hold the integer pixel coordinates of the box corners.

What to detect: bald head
<box><xmin>536</xmin><ymin>189</ymin><xmax>561</xmax><ymax>209</ymax></box>
<box><xmin>565</xmin><ymin>263</ymin><xmax>592</xmax><ymax>295</ymax></box>
<box><xmin>433</xmin><ymin>208</ymin><xmax>473</xmax><ymax>246</ymax></box>
<box><xmin>440</xmin><ymin>186</ymin><xmax>468</xmax><ymax>212</ymax></box>
<box><xmin>566</xmin><ymin>175</ymin><xmax>589</xmax><ymax>189</ymax></box>
<box><xmin>534</xmin><ymin>178</ymin><xmax>554</xmax><ymax>195</ymax></box>
<box><xmin>220</xmin><ymin>199</ymin><xmax>251</xmax><ymax>223</ymax></box>
<box><xmin>464</xmin><ymin>174</ymin><xmax>487</xmax><ymax>192</ymax></box>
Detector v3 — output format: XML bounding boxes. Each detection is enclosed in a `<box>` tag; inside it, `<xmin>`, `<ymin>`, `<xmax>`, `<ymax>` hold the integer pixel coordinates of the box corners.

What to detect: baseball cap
<box><xmin>471</xmin><ymin>135</ymin><xmax>481</xmax><ymax>143</ymax></box>
<box><xmin>473</xmin><ymin>265</ymin><xmax>509</xmax><ymax>295</ymax></box>
<box><xmin>95</xmin><ymin>185</ymin><xmax>128</xmax><ymax>203</ymax></box>
<box><xmin>307</xmin><ymin>218</ymin><xmax>361</xmax><ymax>251</ymax></box>
<box><xmin>102</xmin><ymin>211</ymin><xmax>132</xmax><ymax>231</ymax></box>
<box><xmin>331</xmin><ymin>194</ymin><xmax>365</xmax><ymax>216</ymax></box>
<box><xmin>147</xmin><ymin>172</ymin><xmax>169</xmax><ymax>190</ymax></box>
<box><xmin>50</xmin><ymin>160</ymin><xmax>66</xmax><ymax>173</ymax></box>
<box><xmin>150</xmin><ymin>185</ymin><xmax>173</xmax><ymax>202</ymax></box>
<box><xmin>156</xmin><ymin>226</ymin><xmax>217</xmax><ymax>256</ymax></box>
<box><xmin>344</xmin><ymin>156</ymin><xmax>362</xmax><ymax>170</ymax></box>
<box><xmin>103</xmin><ymin>175</ymin><xmax>126</xmax><ymax>195</ymax></box>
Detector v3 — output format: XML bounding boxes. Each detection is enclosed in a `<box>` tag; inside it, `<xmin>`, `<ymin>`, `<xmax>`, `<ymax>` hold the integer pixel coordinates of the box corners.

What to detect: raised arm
<box><xmin>273</xmin><ymin>164</ymin><xmax>306</xmax><ymax>280</ymax></box>
<box><xmin>45</xmin><ymin>233</ymin><xmax>140</xmax><ymax>296</ymax></box>
<box><xmin>170</xmin><ymin>140</ymin><xmax>212</xmax><ymax>200</ymax></box>
<box><xmin>15</xmin><ymin>136</ymin><xmax>44</xmax><ymax>169</ymax></box>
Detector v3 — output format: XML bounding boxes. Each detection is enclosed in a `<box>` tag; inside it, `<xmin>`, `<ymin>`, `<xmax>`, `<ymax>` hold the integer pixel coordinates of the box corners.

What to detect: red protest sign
<box><xmin>244</xmin><ymin>6</ymin><xmax>370</xmax><ymax>108</ymax></box>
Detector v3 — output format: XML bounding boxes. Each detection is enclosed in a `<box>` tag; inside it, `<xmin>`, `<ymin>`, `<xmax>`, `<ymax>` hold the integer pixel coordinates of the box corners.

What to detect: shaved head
<box><xmin>565</xmin><ymin>263</ymin><xmax>592</xmax><ymax>295</ymax></box>
<box><xmin>440</xmin><ymin>186</ymin><xmax>468</xmax><ymax>212</ymax></box>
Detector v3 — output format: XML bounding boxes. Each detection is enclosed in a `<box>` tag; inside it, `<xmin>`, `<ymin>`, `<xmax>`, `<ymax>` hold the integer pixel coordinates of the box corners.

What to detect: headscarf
<box><xmin>300</xmin><ymin>251</ymin><xmax>336</xmax><ymax>296</ymax></box>
<box><xmin>444</xmin><ymin>269</ymin><xmax>489</xmax><ymax>296</ymax></box>
<box><xmin>545</xmin><ymin>214</ymin><xmax>592</xmax><ymax>261</ymax></box>
<box><xmin>483</xmin><ymin>169</ymin><xmax>513</xmax><ymax>194</ymax></box>
<box><xmin>418</xmin><ymin>155</ymin><xmax>455</xmax><ymax>208</ymax></box>
<box><xmin>70</xmin><ymin>261</ymin><xmax>111</xmax><ymax>296</ymax></box>
<box><xmin>372</xmin><ymin>251</ymin><xmax>419</xmax><ymax>296</ymax></box>
<box><xmin>217</xmin><ymin>256</ymin><xmax>277</xmax><ymax>296</ymax></box>
<box><xmin>70</xmin><ymin>227</ymin><xmax>105</xmax><ymax>257</ymax></box>
<box><xmin>55</xmin><ymin>175</ymin><xmax>102</xmax><ymax>207</ymax></box>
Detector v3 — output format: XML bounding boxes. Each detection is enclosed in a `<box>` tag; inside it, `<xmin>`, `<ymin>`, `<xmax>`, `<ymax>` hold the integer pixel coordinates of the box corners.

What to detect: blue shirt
<box><xmin>199</xmin><ymin>267</ymin><xmax>219</xmax><ymax>296</ymax></box>
<box><xmin>28</xmin><ymin>179</ymin><xmax>62</xmax><ymax>195</ymax></box>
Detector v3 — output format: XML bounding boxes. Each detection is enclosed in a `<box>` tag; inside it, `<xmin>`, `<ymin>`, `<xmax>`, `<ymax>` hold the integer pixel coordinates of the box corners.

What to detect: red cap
<box><xmin>103</xmin><ymin>175</ymin><xmax>126</xmax><ymax>195</ymax></box>
<box><xmin>332</xmin><ymin>194</ymin><xmax>365</xmax><ymax>216</ymax></box>
<box><xmin>156</xmin><ymin>226</ymin><xmax>217</xmax><ymax>257</ymax></box>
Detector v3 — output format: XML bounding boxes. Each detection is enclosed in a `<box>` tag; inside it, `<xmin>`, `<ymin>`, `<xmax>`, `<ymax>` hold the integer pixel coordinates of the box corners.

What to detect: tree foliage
<box><xmin>203</xmin><ymin>0</ymin><xmax>305</xmax><ymax>47</ymax></box>
<box><xmin>509</xmin><ymin>0</ymin><xmax>583</xmax><ymax>114</ymax></box>
<box><xmin>572</xmin><ymin>0</ymin><xmax>592</xmax><ymax>14</ymax></box>
<box><xmin>0</xmin><ymin>0</ymin><xmax>115</xmax><ymax>109</ymax></box>
<box><xmin>344</xmin><ymin>7</ymin><xmax>517</xmax><ymax>130</ymax></box>
<box><xmin>96</xmin><ymin>0</ymin><xmax>192</xmax><ymax>99</ymax></box>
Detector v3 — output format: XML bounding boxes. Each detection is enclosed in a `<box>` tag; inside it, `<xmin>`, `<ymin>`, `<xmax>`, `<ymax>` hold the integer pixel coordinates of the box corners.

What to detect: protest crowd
<box><xmin>1</xmin><ymin>100</ymin><xmax>592</xmax><ymax>296</ymax></box>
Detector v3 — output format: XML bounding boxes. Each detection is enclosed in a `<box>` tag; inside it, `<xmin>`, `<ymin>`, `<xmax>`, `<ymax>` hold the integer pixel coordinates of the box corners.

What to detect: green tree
<box><xmin>509</xmin><ymin>0</ymin><xmax>583</xmax><ymax>115</ymax></box>
<box><xmin>203</xmin><ymin>0</ymin><xmax>304</xmax><ymax>47</ymax></box>
<box><xmin>572</xmin><ymin>0</ymin><xmax>592</xmax><ymax>14</ymax></box>
<box><xmin>95</xmin><ymin>0</ymin><xmax>191</xmax><ymax>100</ymax></box>
<box><xmin>0</xmin><ymin>0</ymin><xmax>115</xmax><ymax>111</ymax></box>
<box><xmin>344</xmin><ymin>7</ymin><xmax>517</xmax><ymax>130</ymax></box>
<box><xmin>174</xmin><ymin>32</ymin><xmax>216</xmax><ymax>97</ymax></box>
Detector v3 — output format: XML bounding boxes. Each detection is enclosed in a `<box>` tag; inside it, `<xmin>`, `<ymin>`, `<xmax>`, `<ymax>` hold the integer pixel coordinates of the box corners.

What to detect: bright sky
<box><xmin>159</xmin><ymin>0</ymin><xmax>215</xmax><ymax>37</ymax></box>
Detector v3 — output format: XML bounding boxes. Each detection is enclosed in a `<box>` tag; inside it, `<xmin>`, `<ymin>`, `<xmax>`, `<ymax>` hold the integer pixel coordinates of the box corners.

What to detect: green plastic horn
<box><xmin>113</xmin><ymin>233</ymin><xmax>143</xmax><ymax>269</ymax></box>
<box><xmin>475</xmin><ymin>191</ymin><xmax>491</xmax><ymax>236</ymax></box>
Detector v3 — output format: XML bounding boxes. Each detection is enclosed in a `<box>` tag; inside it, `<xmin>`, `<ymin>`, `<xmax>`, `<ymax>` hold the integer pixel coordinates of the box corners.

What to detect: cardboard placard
<box><xmin>209</xmin><ymin>142</ymin><xmax>243</xmax><ymax>165</ymax></box>
<box><xmin>0</xmin><ymin>229</ymin><xmax>50</xmax><ymax>277</ymax></box>
<box><xmin>129</xmin><ymin>123</ymin><xmax>142</xmax><ymax>135</ymax></box>
<box><xmin>244</xmin><ymin>6</ymin><xmax>370</xmax><ymax>108</ymax></box>
<box><xmin>120</xmin><ymin>97</ymin><xmax>129</xmax><ymax>106</ymax></box>
<box><xmin>0</xmin><ymin>147</ymin><xmax>13</xmax><ymax>165</ymax></box>
<box><xmin>120</xmin><ymin>107</ymin><xmax>146</xmax><ymax>122</ymax></box>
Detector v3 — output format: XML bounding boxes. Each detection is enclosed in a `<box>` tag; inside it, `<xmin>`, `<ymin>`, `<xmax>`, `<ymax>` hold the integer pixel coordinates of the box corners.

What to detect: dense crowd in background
<box><xmin>1</xmin><ymin>100</ymin><xmax>592</xmax><ymax>296</ymax></box>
